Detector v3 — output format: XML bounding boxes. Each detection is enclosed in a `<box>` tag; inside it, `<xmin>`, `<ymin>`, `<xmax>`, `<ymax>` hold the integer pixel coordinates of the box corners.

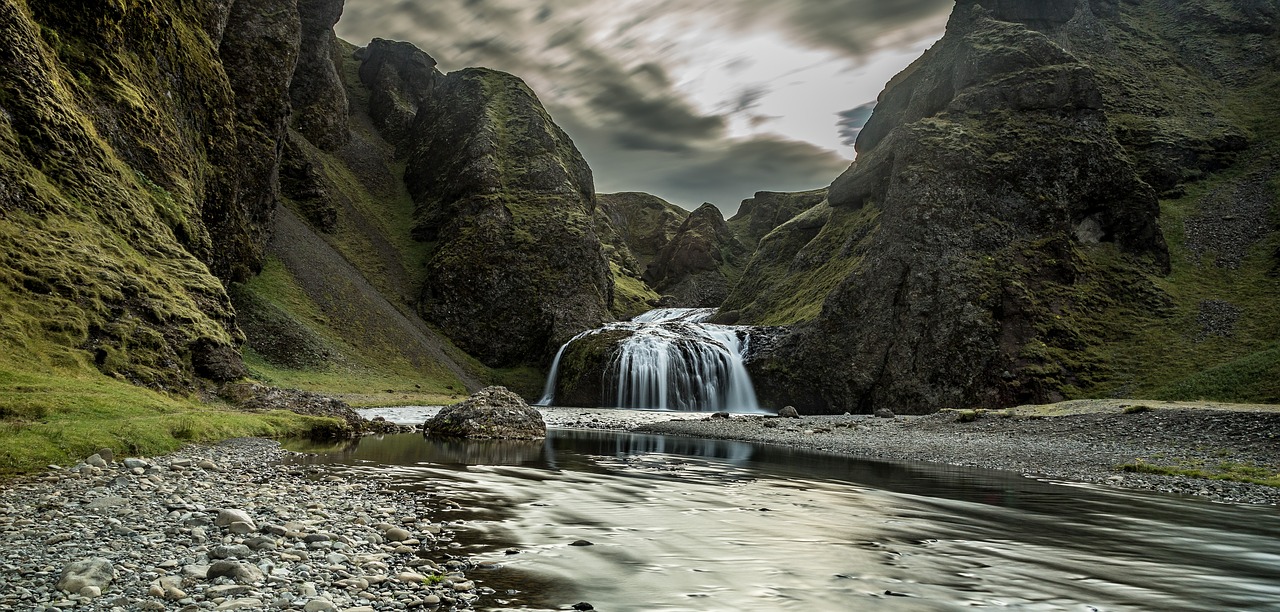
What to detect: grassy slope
<box><xmin>1058</xmin><ymin>4</ymin><xmax>1280</xmax><ymax>403</ymax></box>
<box><xmin>721</xmin><ymin>201</ymin><xmax>879</xmax><ymax>325</ymax></box>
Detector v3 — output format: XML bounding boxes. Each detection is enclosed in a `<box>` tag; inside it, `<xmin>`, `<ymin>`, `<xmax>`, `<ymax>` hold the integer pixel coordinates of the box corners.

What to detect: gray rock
<box><xmin>423</xmin><ymin>387</ymin><xmax>546</xmax><ymax>439</ymax></box>
<box><xmin>207</xmin><ymin>560</ymin><xmax>265</xmax><ymax>584</ymax></box>
<box><xmin>123</xmin><ymin>458</ymin><xmax>150</xmax><ymax>470</ymax></box>
<box><xmin>383</xmin><ymin>528</ymin><xmax>411</xmax><ymax>542</ymax></box>
<box><xmin>85</xmin><ymin>454</ymin><xmax>108</xmax><ymax>468</ymax></box>
<box><xmin>211</xmin><ymin>544</ymin><xmax>253</xmax><ymax>560</ymax></box>
<box><xmin>216</xmin><ymin>598</ymin><xmax>264</xmax><ymax>611</ymax></box>
<box><xmin>56</xmin><ymin>558</ymin><xmax>115</xmax><ymax>593</ymax></box>
<box><xmin>215</xmin><ymin>509</ymin><xmax>257</xmax><ymax>532</ymax></box>
<box><xmin>206</xmin><ymin>584</ymin><xmax>253</xmax><ymax>598</ymax></box>
<box><xmin>303</xmin><ymin>599</ymin><xmax>338</xmax><ymax>612</ymax></box>
<box><xmin>778</xmin><ymin>406</ymin><xmax>800</xmax><ymax>418</ymax></box>
<box><xmin>84</xmin><ymin>496</ymin><xmax>128</xmax><ymax>510</ymax></box>
<box><xmin>874</xmin><ymin>408</ymin><xmax>896</xmax><ymax>419</ymax></box>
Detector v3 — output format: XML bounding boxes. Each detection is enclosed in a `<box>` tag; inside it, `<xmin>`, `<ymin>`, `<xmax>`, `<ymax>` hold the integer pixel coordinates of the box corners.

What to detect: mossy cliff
<box><xmin>594</xmin><ymin>192</ymin><xmax>684</xmax><ymax>319</ymax></box>
<box><xmin>355</xmin><ymin>40</ymin><xmax>614</xmax><ymax>367</ymax></box>
<box><xmin>643</xmin><ymin>203</ymin><xmax>749</xmax><ymax>308</ymax></box>
<box><xmin>738</xmin><ymin>0</ymin><xmax>1280</xmax><ymax>413</ymax></box>
<box><xmin>0</xmin><ymin>0</ymin><xmax>300</xmax><ymax>391</ymax></box>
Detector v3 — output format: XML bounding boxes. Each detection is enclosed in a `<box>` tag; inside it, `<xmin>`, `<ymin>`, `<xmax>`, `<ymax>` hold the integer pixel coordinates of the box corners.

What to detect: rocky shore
<box><xmin>363</xmin><ymin>401</ymin><xmax>1280</xmax><ymax>505</ymax></box>
<box><xmin>0</xmin><ymin>439</ymin><xmax>488</xmax><ymax>612</ymax></box>
<box><xmin>2</xmin><ymin>400</ymin><xmax>1275</xmax><ymax>611</ymax></box>
<box><xmin>633</xmin><ymin>401</ymin><xmax>1280</xmax><ymax>506</ymax></box>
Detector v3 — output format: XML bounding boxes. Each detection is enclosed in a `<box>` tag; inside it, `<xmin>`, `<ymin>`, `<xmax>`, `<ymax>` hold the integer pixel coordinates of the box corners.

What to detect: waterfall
<box><xmin>537</xmin><ymin>308</ymin><xmax>761</xmax><ymax>412</ymax></box>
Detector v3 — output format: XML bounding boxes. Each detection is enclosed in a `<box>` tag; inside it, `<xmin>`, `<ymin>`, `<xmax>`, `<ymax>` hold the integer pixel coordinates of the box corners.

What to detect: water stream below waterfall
<box><xmin>288</xmin><ymin>428</ymin><xmax>1280</xmax><ymax>611</ymax></box>
<box><xmin>537</xmin><ymin>308</ymin><xmax>762</xmax><ymax>412</ymax></box>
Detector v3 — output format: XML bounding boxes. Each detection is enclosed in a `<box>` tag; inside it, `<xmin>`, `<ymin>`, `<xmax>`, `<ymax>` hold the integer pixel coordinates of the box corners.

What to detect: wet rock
<box><xmin>569</xmin><ymin>540</ymin><xmax>594</xmax><ymax>547</ymax></box>
<box><xmin>424</xmin><ymin>387</ymin><xmax>546</xmax><ymax>439</ymax></box>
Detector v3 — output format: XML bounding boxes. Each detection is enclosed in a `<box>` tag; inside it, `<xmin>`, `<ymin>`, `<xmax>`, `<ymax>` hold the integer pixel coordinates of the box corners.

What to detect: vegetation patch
<box><xmin>0</xmin><ymin>366</ymin><xmax>340</xmax><ymax>475</ymax></box>
<box><xmin>1119</xmin><ymin>458</ymin><xmax>1280</xmax><ymax>488</ymax></box>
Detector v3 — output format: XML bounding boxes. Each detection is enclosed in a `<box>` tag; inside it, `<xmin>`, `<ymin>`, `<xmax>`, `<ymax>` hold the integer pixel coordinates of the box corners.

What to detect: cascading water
<box><xmin>536</xmin><ymin>308</ymin><xmax>762</xmax><ymax>412</ymax></box>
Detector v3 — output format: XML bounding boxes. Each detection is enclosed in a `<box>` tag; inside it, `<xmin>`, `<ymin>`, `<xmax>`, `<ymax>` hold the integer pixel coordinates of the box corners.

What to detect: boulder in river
<box><xmin>424</xmin><ymin>386</ymin><xmax>546</xmax><ymax>439</ymax></box>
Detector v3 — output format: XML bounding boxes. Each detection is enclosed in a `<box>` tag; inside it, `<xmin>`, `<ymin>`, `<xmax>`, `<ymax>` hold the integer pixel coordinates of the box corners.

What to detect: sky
<box><xmin>335</xmin><ymin>0</ymin><xmax>951</xmax><ymax>215</ymax></box>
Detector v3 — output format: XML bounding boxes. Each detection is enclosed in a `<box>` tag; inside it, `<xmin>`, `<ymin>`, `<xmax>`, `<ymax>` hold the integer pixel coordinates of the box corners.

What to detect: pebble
<box><xmin>0</xmin><ymin>439</ymin><xmax>477</xmax><ymax>611</ymax></box>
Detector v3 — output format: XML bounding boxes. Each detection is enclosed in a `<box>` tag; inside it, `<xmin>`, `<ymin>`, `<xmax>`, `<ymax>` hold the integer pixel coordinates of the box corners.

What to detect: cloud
<box><xmin>837</xmin><ymin>101</ymin><xmax>877</xmax><ymax>147</ymax></box>
<box><xmin>334</xmin><ymin>0</ymin><xmax>946</xmax><ymax>213</ymax></box>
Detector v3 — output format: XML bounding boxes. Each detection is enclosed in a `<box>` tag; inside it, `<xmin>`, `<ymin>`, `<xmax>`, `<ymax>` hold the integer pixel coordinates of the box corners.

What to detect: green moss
<box><xmin>610</xmin><ymin>262</ymin><xmax>661</xmax><ymax>320</ymax></box>
<box><xmin>724</xmin><ymin>201</ymin><xmax>878</xmax><ymax>325</ymax></box>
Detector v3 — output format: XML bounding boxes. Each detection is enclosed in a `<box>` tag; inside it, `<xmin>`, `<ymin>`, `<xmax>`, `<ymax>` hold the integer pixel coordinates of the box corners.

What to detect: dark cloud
<box><xmin>588</xmin><ymin>81</ymin><xmax>726</xmax><ymax>148</ymax></box>
<box><xmin>837</xmin><ymin>101</ymin><xmax>877</xmax><ymax>147</ymax></box>
<box><xmin>731</xmin><ymin>0</ymin><xmax>953</xmax><ymax>56</ymax></box>
<box><xmin>662</xmin><ymin>137</ymin><xmax>849</xmax><ymax>208</ymax></box>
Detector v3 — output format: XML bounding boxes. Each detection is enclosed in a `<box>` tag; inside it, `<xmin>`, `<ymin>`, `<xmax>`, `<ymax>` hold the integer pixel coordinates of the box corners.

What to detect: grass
<box><xmin>0</xmin><ymin>364</ymin><xmax>342</xmax><ymax>475</ymax></box>
<box><xmin>1119</xmin><ymin>458</ymin><xmax>1280</xmax><ymax>488</ymax></box>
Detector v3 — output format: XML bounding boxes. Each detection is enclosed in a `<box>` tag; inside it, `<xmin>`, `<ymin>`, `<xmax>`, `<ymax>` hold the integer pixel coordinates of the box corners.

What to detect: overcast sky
<box><xmin>335</xmin><ymin>0</ymin><xmax>950</xmax><ymax>214</ymax></box>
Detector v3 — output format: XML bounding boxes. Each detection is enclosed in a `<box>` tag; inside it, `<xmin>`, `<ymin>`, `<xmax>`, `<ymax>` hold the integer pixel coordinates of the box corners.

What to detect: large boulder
<box><xmin>424</xmin><ymin>387</ymin><xmax>546</xmax><ymax>439</ymax></box>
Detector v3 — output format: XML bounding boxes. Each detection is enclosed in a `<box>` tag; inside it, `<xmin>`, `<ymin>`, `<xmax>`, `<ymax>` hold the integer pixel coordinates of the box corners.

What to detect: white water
<box><xmin>536</xmin><ymin>308</ymin><xmax>762</xmax><ymax>412</ymax></box>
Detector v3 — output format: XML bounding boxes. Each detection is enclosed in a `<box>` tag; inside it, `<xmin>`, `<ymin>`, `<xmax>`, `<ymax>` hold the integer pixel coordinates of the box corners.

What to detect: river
<box><xmin>286</xmin><ymin>429</ymin><xmax>1280</xmax><ymax>611</ymax></box>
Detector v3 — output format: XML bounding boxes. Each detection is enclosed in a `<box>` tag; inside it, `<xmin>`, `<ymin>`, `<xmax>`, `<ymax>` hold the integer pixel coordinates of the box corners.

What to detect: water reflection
<box><xmin>286</xmin><ymin>431</ymin><xmax>1280</xmax><ymax>611</ymax></box>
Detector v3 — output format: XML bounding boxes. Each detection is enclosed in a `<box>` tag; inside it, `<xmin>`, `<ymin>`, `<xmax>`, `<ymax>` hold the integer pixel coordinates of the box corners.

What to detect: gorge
<box><xmin>0</xmin><ymin>0</ymin><xmax>1278</xmax><ymax>465</ymax></box>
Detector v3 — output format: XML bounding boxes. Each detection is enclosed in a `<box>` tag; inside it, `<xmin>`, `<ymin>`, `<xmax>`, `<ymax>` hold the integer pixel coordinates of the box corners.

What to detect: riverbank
<box><xmin>362</xmin><ymin>400</ymin><xmax>1280</xmax><ymax>505</ymax></box>
<box><xmin>0</xmin><ymin>439</ymin><xmax>486</xmax><ymax>612</ymax></box>
<box><xmin>634</xmin><ymin>400</ymin><xmax>1280</xmax><ymax>505</ymax></box>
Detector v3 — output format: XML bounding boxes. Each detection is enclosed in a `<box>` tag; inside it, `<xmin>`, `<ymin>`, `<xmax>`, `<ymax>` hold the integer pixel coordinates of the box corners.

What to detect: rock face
<box><xmin>0</xmin><ymin>0</ymin><xmax>307</xmax><ymax>389</ymax></box>
<box><xmin>424</xmin><ymin>387</ymin><xmax>546</xmax><ymax>439</ymax></box>
<box><xmin>594</xmin><ymin>192</ymin><xmax>689</xmax><ymax>318</ymax></box>
<box><xmin>728</xmin><ymin>190</ymin><xmax>827</xmax><ymax>249</ymax></box>
<box><xmin>356</xmin><ymin>46</ymin><xmax>613</xmax><ymax>366</ymax></box>
<box><xmin>742</xmin><ymin>2</ymin><xmax>1188</xmax><ymax>413</ymax></box>
<box><xmin>289</xmin><ymin>0</ymin><xmax>349</xmax><ymax>151</ymax></box>
<box><xmin>644</xmin><ymin>203</ymin><xmax>749</xmax><ymax>307</ymax></box>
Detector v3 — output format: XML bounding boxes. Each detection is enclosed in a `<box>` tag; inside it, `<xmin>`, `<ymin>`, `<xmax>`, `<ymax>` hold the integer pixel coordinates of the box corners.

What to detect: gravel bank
<box><xmin>635</xmin><ymin>405</ymin><xmax>1280</xmax><ymax>505</ymax></box>
<box><xmin>363</xmin><ymin>402</ymin><xmax>1280</xmax><ymax>505</ymax></box>
<box><xmin>0</xmin><ymin>439</ymin><xmax>488</xmax><ymax>612</ymax></box>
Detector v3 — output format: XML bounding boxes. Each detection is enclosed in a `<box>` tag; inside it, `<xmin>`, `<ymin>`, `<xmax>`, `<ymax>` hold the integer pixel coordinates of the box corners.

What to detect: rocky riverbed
<box><xmin>0</xmin><ymin>439</ymin><xmax>491</xmax><ymax>612</ymax></box>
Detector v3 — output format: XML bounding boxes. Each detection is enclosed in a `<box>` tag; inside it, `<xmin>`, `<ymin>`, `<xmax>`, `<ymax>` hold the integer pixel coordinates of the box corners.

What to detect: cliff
<box><xmin>739</xmin><ymin>0</ymin><xmax>1280</xmax><ymax>412</ymax></box>
<box><xmin>359</xmin><ymin>42</ymin><xmax>614</xmax><ymax>367</ymax></box>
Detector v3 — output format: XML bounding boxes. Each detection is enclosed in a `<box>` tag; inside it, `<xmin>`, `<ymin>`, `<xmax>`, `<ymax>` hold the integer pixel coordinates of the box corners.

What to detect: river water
<box><xmin>288</xmin><ymin>430</ymin><xmax>1280</xmax><ymax>611</ymax></box>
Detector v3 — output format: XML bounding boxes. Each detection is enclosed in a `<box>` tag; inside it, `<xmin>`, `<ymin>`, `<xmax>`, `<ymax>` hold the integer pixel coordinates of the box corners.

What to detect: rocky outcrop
<box><xmin>216</xmin><ymin>0</ymin><xmax>301</xmax><ymax>282</ymax></box>
<box><xmin>355</xmin><ymin>38</ymin><xmax>441</xmax><ymax>150</ymax></box>
<box><xmin>644</xmin><ymin>203</ymin><xmax>748</xmax><ymax>307</ymax></box>
<box><xmin>0</xmin><ymin>0</ymin><xmax>308</xmax><ymax>388</ymax></box>
<box><xmin>742</xmin><ymin>2</ymin><xmax>1186</xmax><ymax>413</ymax></box>
<box><xmin>728</xmin><ymin>190</ymin><xmax>827</xmax><ymax>249</ymax></box>
<box><xmin>356</xmin><ymin>44</ymin><xmax>613</xmax><ymax>366</ymax></box>
<box><xmin>596</xmin><ymin>192</ymin><xmax>689</xmax><ymax>276</ymax></box>
<box><xmin>289</xmin><ymin>0</ymin><xmax>349</xmax><ymax>151</ymax></box>
<box><xmin>424</xmin><ymin>386</ymin><xmax>546</xmax><ymax>439</ymax></box>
